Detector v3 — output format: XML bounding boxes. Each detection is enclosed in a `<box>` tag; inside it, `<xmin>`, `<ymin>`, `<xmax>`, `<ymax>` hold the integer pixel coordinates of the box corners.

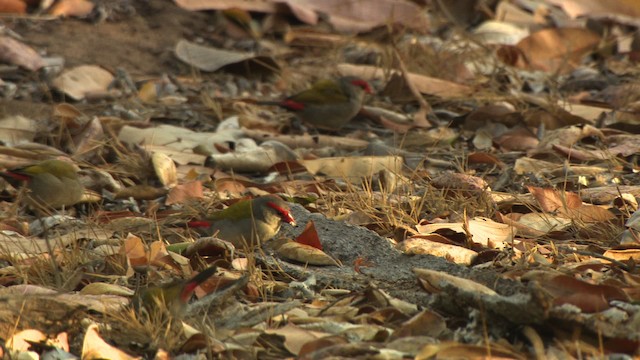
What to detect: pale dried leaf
<box><xmin>6</xmin><ymin>329</ymin><xmax>47</xmax><ymax>352</ymax></box>
<box><xmin>0</xmin><ymin>115</ymin><xmax>38</xmax><ymax>145</ymax></box>
<box><xmin>400</xmin><ymin>238</ymin><xmax>476</xmax><ymax>265</ymax></box>
<box><xmin>82</xmin><ymin>324</ymin><xmax>139</xmax><ymax>360</ymax></box>
<box><xmin>301</xmin><ymin>156</ymin><xmax>402</xmax><ymax>179</ymax></box>
<box><xmin>80</xmin><ymin>283</ymin><xmax>135</xmax><ymax>296</ymax></box>
<box><xmin>277</xmin><ymin>242</ymin><xmax>340</xmax><ymax>266</ymax></box>
<box><xmin>265</xmin><ymin>324</ymin><xmax>327</xmax><ymax>355</ymax></box>
<box><xmin>48</xmin><ymin>0</ymin><xmax>94</xmax><ymax>17</ymax></box>
<box><xmin>151</xmin><ymin>152</ymin><xmax>178</xmax><ymax>187</ymax></box>
<box><xmin>413</xmin><ymin>268</ymin><xmax>497</xmax><ymax>295</ymax></box>
<box><xmin>52</xmin><ymin>65</ymin><xmax>114</xmax><ymax>101</ymax></box>
<box><xmin>175</xmin><ymin>39</ymin><xmax>278</xmax><ymax>73</ymax></box>
<box><xmin>0</xmin><ymin>36</ymin><xmax>44</xmax><ymax>71</ymax></box>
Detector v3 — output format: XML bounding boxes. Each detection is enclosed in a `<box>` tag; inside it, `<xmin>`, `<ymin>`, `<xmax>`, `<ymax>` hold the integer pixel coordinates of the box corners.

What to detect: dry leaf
<box><xmin>121</xmin><ymin>233</ymin><xmax>147</xmax><ymax>269</ymax></box>
<box><xmin>277</xmin><ymin>241</ymin><xmax>339</xmax><ymax>266</ymax></box>
<box><xmin>152</xmin><ymin>152</ymin><xmax>178</xmax><ymax>188</ymax></box>
<box><xmin>282</xmin><ymin>0</ymin><xmax>429</xmax><ymax>33</ymax></box>
<box><xmin>165</xmin><ymin>181</ymin><xmax>204</xmax><ymax>205</ymax></box>
<box><xmin>0</xmin><ymin>115</ymin><xmax>38</xmax><ymax>145</ymax></box>
<box><xmin>80</xmin><ymin>283</ymin><xmax>135</xmax><ymax>297</ymax></box>
<box><xmin>52</xmin><ymin>65</ymin><xmax>114</xmax><ymax>100</ymax></box>
<box><xmin>413</xmin><ymin>268</ymin><xmax>497</xmax><ymax>295</ymax></box>
<box><xmin>0</xmin><ymin>35</ymin><xmax>44</xmax><ymax>71</ymax></box>
<box><xmin>301</xmin><ymin>156</ymin><xmax>402</xmax><ymax>179</ymax></box>
<box><xmin>82</xmin><ymin>324</ymin><xmax>138</xmax><ymax>360</ymax></box>
<box><xmin>48</xmin><ymin>0</ymin><xmax>94</xmax><ymax>17</ymax></box>
<box><xmin>265</xmin><ymin>324</ymin><xmax>327</xmax><ymax>356</ymax></box>
<box><xmin>400</xmin><ymin>237</ymin><xmax>477</xmax><ymax>265</ymax></box>
<box><xmin>295</xmin><ymin>220</ymin><xmax>322</xmax><ymax>250</ymax></box>
<box><xmin>339</xmin><ymin>63</ymin><xmax>473</xmax><ymax>99</ymax></box>
<box><xmin>175</xmin><ymin>39</ymin><xmax>278</xmax><ymax>74</ymax></box>
<box><xmin>415</xmin><ymin>217</ymin><xmax>514</xmax><ymax>250</ymax></box>
<box><xmin>515</xmin><ymin>28</ymin><xmax>601</xmax><ymax>74</ymax></box>
<box><xmin>6</xmin><ymin>329</ymin><xmax>47</xmax><ymax>352</ymax></box>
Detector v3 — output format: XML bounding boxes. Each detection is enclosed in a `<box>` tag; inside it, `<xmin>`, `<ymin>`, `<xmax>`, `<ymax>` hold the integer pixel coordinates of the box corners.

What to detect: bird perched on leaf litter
<box><xmin>133</xmin><ymin>266</ymin><xmax>218</xmax><ymax>317</ymax></box>
<box><xmin>190</xmin><ymin>194</ymin><xmax>296</xmax><ymax>248</ymax></box>
<box><xmin>257</xmin><ymin>76</ymin><xmax>372</xmax><ymax>131</ymax></box>
<box><xmin>0</xmin><ymin>159</ymin><xmax>84</xmax><ymax>210</ymax></box>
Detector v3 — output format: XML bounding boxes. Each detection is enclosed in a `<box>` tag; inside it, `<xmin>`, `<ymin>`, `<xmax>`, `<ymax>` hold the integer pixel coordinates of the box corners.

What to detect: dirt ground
<box><xmin>17</xmin><ymin>1</ymin><xmax>210</xmax><ymax>78</ymax></box>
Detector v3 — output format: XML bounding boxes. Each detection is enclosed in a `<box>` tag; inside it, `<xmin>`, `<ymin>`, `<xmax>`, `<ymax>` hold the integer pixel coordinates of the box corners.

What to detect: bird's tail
<box><xmin>180</xmin><ymin>265</ymin><xmax>217</xmax><ymax>301</ymax></box>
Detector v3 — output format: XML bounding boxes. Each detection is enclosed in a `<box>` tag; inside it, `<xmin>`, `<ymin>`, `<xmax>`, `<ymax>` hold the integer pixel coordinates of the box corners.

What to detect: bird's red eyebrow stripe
<box><xmin>351</xmin><ymin>79</ymin><xmax>372</xmax><ymax>93</ymax></box>
<box><xmin>267</xmin><ymin>201</ymin><xmax>296</xmax><ymax>224</ymax></box>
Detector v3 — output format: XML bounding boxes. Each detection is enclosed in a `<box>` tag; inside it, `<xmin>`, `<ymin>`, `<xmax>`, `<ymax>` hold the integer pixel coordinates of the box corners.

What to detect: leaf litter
<box><xmin>0</xmin><ymin>0</ymin><xmax>638</xmax><ymax>358</ymax></box>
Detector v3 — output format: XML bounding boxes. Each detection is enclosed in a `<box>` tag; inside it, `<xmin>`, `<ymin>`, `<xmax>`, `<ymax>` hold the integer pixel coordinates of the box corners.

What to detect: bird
<box><xmin>194</xmin><ymin>195</ymin><xmax>296</xmax><ymax>248</ymax></box>
<box><xmin>133</xmin><ymin>265</ymin><xmax>218</xmax><ymax>317</ymax></box>
<box><xmin>0</xmin><ymin>159</ymin><xmax>84</xmax><ymax>210</ymax></box>
<box><xmin>257</xmin><ymin>76</ymin><xmax>372</xmax><ymax>131</ymax></box>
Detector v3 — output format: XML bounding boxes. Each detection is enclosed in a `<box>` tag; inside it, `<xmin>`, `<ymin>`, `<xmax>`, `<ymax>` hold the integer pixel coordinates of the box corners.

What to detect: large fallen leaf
<box><xmin>152</xmin><ymin>152</ymin><xmax>178</xmax><ymax>188</ymax></box>
<box><xmin>525</xmin><ymin>272</ymin><xmax>629</xmax><ymax>313</ymax></box>
<box><xmin>175</xmin><ymin>39</ymin><xmax>278</xmax><ymax>73</ymax></box>
<box><xmin>547</xmin><ymin>0</ymin><xmax>640</xmax><ymax>20</ymax></box>
<box><xmin>603</xmin><ymin>248</ymin><xmax>640</xmax><ymax>262</ymax></box>
<box><xmin>0</xmin><ymin>284</ymin><xmax>128</xmax><ymax>313</ymax></box>
<box><xmin>0</xmin><ymin>230</ymin><xmax>89</xmax><ymax>259</ymax></box>
<box><xmin>6</xmin><ymin>329</ymin><xmax>47</xmax><ymax>352</ymax></box>
<box><xmin>528</xmin><ymin>186</ymin><xmax>582</xmax><ymax>212</ymax></box>
<box><xmin>392</xmin><ymin>309</ymin><xmax>446</xmax><ymax>339</ymax></box>
<box><xmin>417</xmin><ymin>342</ymin><xmax>526</xmax><ymax>360</ymax></box>
<box><xmin>295</xmin><ymin>220</ymin><xmax>322</xmax><ymax>250</ymax></box>
<box><xmin>0</xmin><ymin>36</ymin><xmax>44</xmax><ymax>71</ymax></box>
<box><xmin>415</xmin><ymin>217</ymin><xmax>514</xmax><ymax>249</ymax></box>
<box><xmin>174</xmin><ymin>0</ymin><xmax>277</xmax><ymax>12</ymax></box>
<box><xmin>0</xmin><ymin>0</ymin><xmax>26</xmax><ymax>14</ymax></box>
<box><xmin>277</xmin><ymin>242</ymin><xmax>340</xmax><ymax>266</ymax></box>
<box><xmin>516</xmin><ymin>212</ymin><xmax>573</xmax><ymax>233</ymax></box>
<box><xmin>121</xmin><ymin>233</ymin><xmax>148</xmax><ymax>270</ymax></box>
<box><xmin>165</xmin><ymin>180</ymin><xmax>204</xmax><ymax>205</ymax></box>
<box><xmin>400</xmin><ymin>237</ymin><xmax>477</xmax><ymax>265</ymax></box>
<box><xmin>413</xmin><ymin>268</ymin><xmax>497</xmax><ymax>296</ymax></box>
<box><xmin>473</xmin><ymin>20</ymin><xmax>529</xmax><ymax>45</ymax></box>
<box><xmin>265</xmin><ymin>324</ymin><xmax>328</xmax><ymax>356</ymax></box>
<box><xmin>514</xmin><ymin>157</ymin><xmax>565</xmax><ymax>176</ymax></box>
<box><xmin>528</xmin><ymin>186</ymin><xmax>615</xmax><ymax>223</ymax></box>
<box><xmin>71</xmin><ymin>116</ymin><xmax>105</xmax><ymax>159</ymax></box>
<box><xmin>118</xmin><ymin>124</ymin><xmax>241</xmax><ymax>153</ymax></box>
<box><xmin>80</xmin><ymin>283</ymin><xmax>134</xmax><ymax>297</ymax></box>
<box><xmin>48</xmin><ymin>0</ymin><xmax>94</xmax><ymax>17</ymax></box>
<box><xmin>82</xmin><ymin>324</ymin><xmax>139</xmax><ymax>360</ymax></box>
<box><xmin>208</xmin><ymin>140</ymin><xmax>299</xmax><ymax>173</ymax></box>
<box><xmin>52</xmin><ymin>65</ymin><xmax>114</xmax><ymax>100</ymax></box>
<box><xmin>338</xmin><ymin>63</ymin><xmax>473</xmax><ymax>99</ymax></box>
<box><xmin>514</xmin><ymin>28</ymin><xmax>600</xmax><ymax>74</ymax></box>
<box><xmin>430</xmin><ymin>172</ymin><xmax>490</xmax><ymax>193</ymax></box>
<box><xmin>300</xmin><ymin>156</ymin><xmax>402</xmax><ymax>179</ymax></box>
<box><xmin>0</xmin><ymin>115</ymin><xmax>38</xmax><ymax>145</ymax></box>
<box><xmin>282</xmin><ymin>0</ymin><xmax>429</xmax><ymax>33</ymax></box>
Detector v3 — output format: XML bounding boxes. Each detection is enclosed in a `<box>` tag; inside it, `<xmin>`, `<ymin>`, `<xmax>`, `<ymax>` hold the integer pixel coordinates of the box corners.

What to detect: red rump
<box><xmin>188</xmin><ymin>220</ymin><xmax>211</xmax><ymax>229</ymax></box>
<box><xmin>181</xmin><ymin>281</ymin><xmax>199</xmax><ymax>302</ymax></box>
<box><xmin>5</xmin><ymin>171</ymin><xmax>31</xmax><ymax>182</ymax></box>
<box><xmin>281</xmin><ymin>99</ymin><xmax>305</xmax><ymax>110</ymax></box>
